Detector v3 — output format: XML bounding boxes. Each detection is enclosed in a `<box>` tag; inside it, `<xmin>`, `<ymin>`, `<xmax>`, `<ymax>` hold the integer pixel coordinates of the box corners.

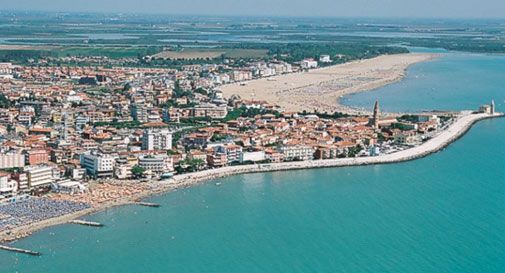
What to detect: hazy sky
<box><xmin>3</xmin><ymin>0</ymin><xmax>505</xmax><ymax>18</ymax></box>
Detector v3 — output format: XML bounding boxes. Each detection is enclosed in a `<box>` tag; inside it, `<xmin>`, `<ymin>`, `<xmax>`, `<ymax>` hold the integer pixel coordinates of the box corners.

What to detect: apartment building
<box><xmin>278</xmin><ymin>145</ymin><xmax>314</xmax><ymax>161</ymax></box>
<box><xmin>142</xmin><ymin>128</ymin><xmax>172</xmax><ymax>151</ymax></box>
<box><xmin>138</xmin><ymin>155</ymin><xmax>173</xmax><ymax>174</ymax></box>
<box><xmin>80</xmin><ymin>153</ymin><xmax>115</xmax><ymax>178</ymax></box>
<box><xmin>26</xmin><ymin>149</ymin><xmax>49</xmax><ymax>165</ymax></box>
<box><xmin>24</xmin><ymin>165</ymin><xmax>55</xmax><ymax>189</ymax></box>
<box><xmin>0</xmin><ymin>153</ymin><xmax>25</xmax><ymax>169</ymax></box>
<box><xmin>0</xmin><ymin>172</ymin><xmax>17</xmax><ymax>197</ymax></box>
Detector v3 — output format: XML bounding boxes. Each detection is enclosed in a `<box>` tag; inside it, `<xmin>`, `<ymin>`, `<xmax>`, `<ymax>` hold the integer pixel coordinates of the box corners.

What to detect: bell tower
<box><xmin>372</xmin><ymin>100</ymin><xmax>380</xmax><ymax>129</ymax></box>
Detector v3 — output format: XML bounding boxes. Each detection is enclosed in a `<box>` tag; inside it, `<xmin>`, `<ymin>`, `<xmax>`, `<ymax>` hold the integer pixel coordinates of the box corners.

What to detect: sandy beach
<box><xmin>1</xmin><ymin>111</ymin><xmax>501</xmax><ymax>244</ymax></box>
<box><xmin>219</xmin><ymin>53</ymin><xmax>438</xmax><ymax>114</ymax></box>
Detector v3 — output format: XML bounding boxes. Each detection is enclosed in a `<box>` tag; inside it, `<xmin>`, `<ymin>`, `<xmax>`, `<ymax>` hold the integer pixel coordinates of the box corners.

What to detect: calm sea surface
<box><xmin>2</xmin><ymin>51</ymin><xmax>505</xmax><ymax>273</ymax></box>
<box><xmin>342</xmin><ymin>50</ymin><xmax>505</xmax><ymax>113</ymax></box>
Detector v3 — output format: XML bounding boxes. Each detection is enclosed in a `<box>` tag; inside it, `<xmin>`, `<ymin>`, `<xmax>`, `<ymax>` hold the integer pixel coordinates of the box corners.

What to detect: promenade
<box><xmin>171</xmin><ymin>111</ymin><xmax>503</xmax><ymax>186</ymax></box>
<box><xmin>0</xmin><ymin>111</ymin><xmax>501</xmax><ymax>243</ymax></box>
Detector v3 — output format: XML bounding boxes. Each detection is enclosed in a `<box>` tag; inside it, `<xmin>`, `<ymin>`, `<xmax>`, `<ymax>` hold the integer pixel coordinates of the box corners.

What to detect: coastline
<box><xmin>1</xmin><ymin>111</ymin><xmax>502</xmax><ymax>244</ymax></box>
<box><xmin>219</xmin><ymin>53</ymin><xmax>439</xmax><ymax>114</ymax></box>
<box><xmin>171</xmin><ymin>112</ymin><xmax>503</xmax><ymax>183</ymax></box>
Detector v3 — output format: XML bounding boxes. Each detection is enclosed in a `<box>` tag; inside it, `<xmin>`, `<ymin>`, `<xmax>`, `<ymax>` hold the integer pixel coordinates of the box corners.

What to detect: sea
<box><xmin>2</xmin><ymin>49</ymin><xmax>505</xmax><ymax>273</ymax></box>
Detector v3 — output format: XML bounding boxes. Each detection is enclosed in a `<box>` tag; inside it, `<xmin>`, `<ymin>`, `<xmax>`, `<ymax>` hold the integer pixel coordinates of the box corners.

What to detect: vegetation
<box><xmin>347</xmin><ymin>146</ymin><xmax>363</xmax><ymax>157</ymax></box>
<box><xmin>299</xmin><ymin>111</ymin><xmax>351</xmax><ymax>119</ymax></box>
<box><xmin>176</xmin><ymin>158</ymin><xmax>205</xmax><ymax>174</ymax></box>
<box><xmin>250</xmin><ymin>43</ymin><xmax>408</xmax><ymax>64</ymax></box>
<box><xmin>172</xmin><ymin>81</ymin><xmax>193</xmax><ymax>99</ymax></box>
<box><xmin>0</xmin><ymin>94</ymin><xmax>11</xmax><ymax>108</ymax></box>
<box><xmin>224</xmin><ymin>107</ymin><xmax>281</xmax><ymax>122</ymax></box>
<box><xmin>398</xmin><ymin>115</ymin><xmax>419</xmax><ymax>123</ymax></box>
<box><xmin>211</xmin><ymin>134</ymin><xmax>229</xmax><ymax>142</ymax></box>
<box><xmin>131</xmin><ymin>165</ymin><xmax>146</xmax><ymax>178</ymax></box>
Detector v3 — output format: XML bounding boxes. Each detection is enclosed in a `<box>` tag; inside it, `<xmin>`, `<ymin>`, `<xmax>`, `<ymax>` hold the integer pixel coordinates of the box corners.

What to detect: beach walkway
<box><xmin>172</xmin><ymin>112</ymin><xmax>502</xmax><ymax>184</ymax></box>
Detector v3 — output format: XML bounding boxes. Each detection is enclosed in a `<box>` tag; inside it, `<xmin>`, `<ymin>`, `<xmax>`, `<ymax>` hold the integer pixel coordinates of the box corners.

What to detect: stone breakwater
<box><xmin>171</xmin><ymin>112</ymin><xmax>503</xmax><ymax>185</ymax></box>
<box><xmin>0</xmin><ymin>112</ymin><xmax>501</xmax><ymax>244</ymax></box>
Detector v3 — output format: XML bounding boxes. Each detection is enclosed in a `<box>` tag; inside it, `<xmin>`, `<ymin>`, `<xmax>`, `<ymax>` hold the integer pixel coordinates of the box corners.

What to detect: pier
<box><xmin>69</xmin><ymin>220</ymin><xmax>104</xmax><ymax>227</ymax></box>
<box><xmin>136</xmin><ymin>202</ymin><xmax>161</xmax><ymax>208</ymax></box>
<box><xmin>0</xmin><ymin>245</ymin><xmax>41</xmax><ymax>256</ymax></box>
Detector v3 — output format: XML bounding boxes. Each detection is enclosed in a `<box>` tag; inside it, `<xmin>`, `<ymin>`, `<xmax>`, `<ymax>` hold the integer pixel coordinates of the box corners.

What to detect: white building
<box><xmin>241</xmin><ymin>151</ymin><xmax>266</xmax><ymax>163</ymax></box>
<box><xmin>75</xmin><ymin>115</ymin><xmax>90</xmax><ymax>131</ymax></box>
<box><xmin>394</xmin><ymin>132</ymin><xmax>421</xmax><ymax>146</ymax></box>
<box><xmin>132</xmin><ymin>104</ymin><xmax>150</xmax><ymax>122</ymax></box>
<box><xmin>18</xmin><ymin>105</ymin><xmax>35</xmax><ymax>126</ymax></box>
<box><xmin>0</xmin><ymin>153</ymin><xmax>25</xmax><ymax>169</ymax></box>
<box><xmin>142</xmin><ymin>129</ymin><xmax>173</xmax><ymax>151</ymax></box>
<box><xmin>0</xmin><ymin>62</ymin><xmax>13</xmax><ymax>79</ymax></box>
<box><xmin>278</xmin><ymin>145</ymin><xmax>314</xmax><ymax>161</ymax></box>
<box><xmin>230</xmin><ymin>70</ymin><xmax>253</xmax><ymax>82</ymax></box>
<box><xmin>80</xmin><ymin>153</ymin><xmax>115</xmax><ymax>178</ymax></box>
<box><xmin>115</xmin><ymin>164</ymin><xmax>133</xmax><ymax>180</ymax></box>
<box><xmin>71</xmin><ymin>167</ymin><xmax>86</xmax><ymax>180</ymax></box>
<box><xmin>138</xmin><ymin>155</ymin><xmax>173</xmax><ymax>174</ymax></box>
<box><xmin>54</xmin><ymin>181</ymin><xmax>87</xmax><ymax>194</ymax></box>
<box><xmin>301</xmin><ymin>59</ymin><xmax>318</xmax><ymax>69</ymax></box>
<box><xmin>319</xmin><ymin>55</ymin><xmax>332</xmax><ymax>63</ymax></box>
<box><xmin>24</xmin><ymin>165</ymin><xmax>55</xmax><ymax>188</ymax></box>
<box><xmin>65</xmin><ymin>95</ymin><xmax>83</xmax><ymax>103</ymax></box>
<box><xmin>0</xmin><ymin>172</ymin><xmax>17</xmax><ymax>197</ymax></box>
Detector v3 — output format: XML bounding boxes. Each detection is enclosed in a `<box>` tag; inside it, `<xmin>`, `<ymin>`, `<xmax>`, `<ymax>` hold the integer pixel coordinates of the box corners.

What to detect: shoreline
<box><xmin>219</xmin><ymin>53</ymin><xmax>439</xmax><ymax>114</ymax></box>
<box><xmin>170</xmin><ymin>112</ymin><xmax>503</xmax><ymax>183</ymax></box>
<box><xmin>1</xmin><ymin>111</ymin><xmax>502</xmax><ymax>244</ymax></box>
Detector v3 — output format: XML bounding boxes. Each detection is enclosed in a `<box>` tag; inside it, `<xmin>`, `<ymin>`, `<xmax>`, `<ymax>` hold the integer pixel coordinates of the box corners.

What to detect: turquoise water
<box><xmin>2</xmin><ymin>52</ymin><xmax>505</xmax><ymax>272</ymax></box>
<box><xmin>342</xmin><ymin>52</ymin><xmax>505</xmax><ymax>113</ymax></box>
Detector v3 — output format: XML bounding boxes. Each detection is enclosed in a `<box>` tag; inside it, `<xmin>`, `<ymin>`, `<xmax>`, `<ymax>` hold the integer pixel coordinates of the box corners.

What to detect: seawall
<box><xmin>1</xmin><ymin>112</ymin><xmax>501</xmax><ymax>244</ymax></box>
<box><xmin>171</xmin><ymin>112</ymin><xmax>503</xmax><ymax>185</ymax></box>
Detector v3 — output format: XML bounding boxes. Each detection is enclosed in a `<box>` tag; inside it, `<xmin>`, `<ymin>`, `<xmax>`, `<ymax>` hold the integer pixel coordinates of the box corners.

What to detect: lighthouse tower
<box><xmin>491</xmin><ymin>99</ymin><xmax>495</xmax><ymax>115</ymax></box>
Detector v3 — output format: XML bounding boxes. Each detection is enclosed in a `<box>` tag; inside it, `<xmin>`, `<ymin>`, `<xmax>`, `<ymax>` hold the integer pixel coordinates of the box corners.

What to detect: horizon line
<box><xmin>1</xmin><ymin>9</ymin><xmax>505</xmax><ymax>21</ymax></box>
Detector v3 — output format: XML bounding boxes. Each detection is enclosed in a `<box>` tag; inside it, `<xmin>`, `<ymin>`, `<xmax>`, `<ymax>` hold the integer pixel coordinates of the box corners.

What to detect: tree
<box><xmin>176</xmin><ymin>158</ymin><xmax>205</xmax><ymax>173</ymax></box>
<box><xmin>131</xmin><ymin>165</ymin><xmax>146</xmax><ymax>178</ymax></box>
<box><xmin>0</xmin><ymin>93</ymin><xmax>12</xmax><ymax>108</ymax></box>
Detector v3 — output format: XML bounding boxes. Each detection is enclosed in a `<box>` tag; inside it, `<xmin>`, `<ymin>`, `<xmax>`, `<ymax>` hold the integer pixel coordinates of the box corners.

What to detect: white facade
<box><xmin>0</xmin><ymin>153</ymin><xmax>25</xmax><ymax>169</ymax></box>
<box><xmin>142</xmin><ymin>129</ymin><xmax>172</xmax><ymax>151</ymax></box>
<box><xmin>25</xmin><ymin>165</ymin><xmax>54</xmax><ymax>188</ymax></box>
<box><xmin>301</xmin><ymin>59</ymin><xmax>318</xmax><ymax>69</ymax></box>
<box><xmin>319</xmin><ymin>55</ymin><xmax>332</xmax><ymax>63</ymax></box>
<box><xmin>279</xmin><ymin>145</ymin><xmax>314</xmax><ymax>161</ymax></box>
<box><xmin>115</xmin><ymin>164</ymin><xmax>133</xmax><ymax>179</ymax></box>
<box><xmin>138</xmin><ymin>155</ymin><xmax>173</xmax><ymax>173</ymax></box>
<box><xmin>80</xmin><ymin>153</ymin><xmax>115</xmax><ymax>178</ymax></box>
<box><xmin>241</xmin><ymin>151</ymin><xmax>266</xmax><ymax>163</ymax></box>
<box><xmin>0</xmin><ymin>173</ymin><xmax>17</xmax><ymax>195</ymax></box>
